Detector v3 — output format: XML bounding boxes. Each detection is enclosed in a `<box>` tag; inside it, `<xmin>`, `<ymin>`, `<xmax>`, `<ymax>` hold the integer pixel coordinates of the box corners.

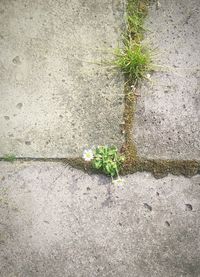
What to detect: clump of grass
<box><xmin>3</xmin><ymin>154</ymin><xmax>16</xmax><ymax>163</ymax></box>
<box><xmin>114</xmin><ymin>41</ymin><xmax>152</xmax><ymax>84</ymax></box>
<box><xmin>127</xmin><ymin>0</ymin><xmax>148</xmax><ymax>40</ymax></box>
<box><xmin>113</xmin><ymin>0</ymin><xmax>152</xmax><ymax>84</ymax></box>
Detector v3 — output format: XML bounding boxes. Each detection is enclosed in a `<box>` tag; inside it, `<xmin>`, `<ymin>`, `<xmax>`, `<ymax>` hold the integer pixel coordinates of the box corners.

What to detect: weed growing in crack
<box><xmin>113</xmin><ymin>0</ymin><xmax>152</xmax><ymax>85</ymax></box>
<box><xmin>127</xmin><ymin>0</ymin><xmax>148</xmax><ymax>40</ymax></box>
<box><xmin>92</xmin><ymin>146</ymin><xmax>124</xmax><ymax>177</ymax></box>
<box><xmin>83</xmin><ymin>146</ymin><xmax>124</xmax><ymax>183</ymax></box>
<box><xmin>114</xmin><ymin>41</ymin><xmax>152</xmax><ymax>84</ymax></box>
<box><xmin>3</xmin><ymin>154</ymin><xmax>16</xmax><ymax>163</ymax></box>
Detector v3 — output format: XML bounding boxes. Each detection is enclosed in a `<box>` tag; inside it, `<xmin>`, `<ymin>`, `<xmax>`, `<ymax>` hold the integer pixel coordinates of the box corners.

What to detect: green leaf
<box><xmin>92</xmin><ymin>145</ymin><xmax>124</xmax><ymax>177</ymax></box>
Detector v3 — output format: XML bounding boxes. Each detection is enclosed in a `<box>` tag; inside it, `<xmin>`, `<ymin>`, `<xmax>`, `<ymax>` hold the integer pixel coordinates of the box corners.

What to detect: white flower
<box><xmin>82</xmin><ymin>149</ymin><xmax>94</xmax><ymax>161</ymax></box>
<box><xmin>146</xmin><ymin>73</ymin><xmax>151</xmax><ymax>79</ymax></box>
<box><xmin>112</xmin><ymin>177</ymin><xmax>124</xmax><ymax>185</ymax></box>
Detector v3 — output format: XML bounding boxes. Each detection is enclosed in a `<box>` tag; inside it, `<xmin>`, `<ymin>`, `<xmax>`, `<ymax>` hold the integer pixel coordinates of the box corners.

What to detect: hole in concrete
<box><xmin>144</xmin><ymin>203</ymin><xmax>152</xmax><ymax>211</ymax></box>
<box><xmin>185</xmin><ymin>204</ymin><xmax>193</xmax><ymax>211</ymax></box>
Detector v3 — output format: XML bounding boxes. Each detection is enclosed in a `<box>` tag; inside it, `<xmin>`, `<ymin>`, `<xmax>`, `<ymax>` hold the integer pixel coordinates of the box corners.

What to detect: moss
<box><xmin>121</xmin><ymin>79</ymin><xmax>137</xmax><ymax>162</ymax></box>
<box><xmin>2</xmin><ymin>154</ymin><xmax>16</xmax><ymax>163</ymax></box>
<box><xmin>121</xmin><ymin>159</ymin><xmax>200</xmax><ymax>178</ymax></box>
<box><xmin>65</xmin><ymin>157</ymin><xmax>96</xmax><ymax>173</ymax></box>
<box><xmin>0</xmin><ymin>156</ymin><xmax>199</xmax><ymax>179</ymax></box>
<box><xmin>66</xmin><ymin>157</ymin><xmax>200</xmax><ymax>179</ymax></box>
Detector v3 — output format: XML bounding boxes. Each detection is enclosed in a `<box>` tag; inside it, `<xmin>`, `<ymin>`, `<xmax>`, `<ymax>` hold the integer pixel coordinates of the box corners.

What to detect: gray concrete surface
<box><xmin>0</xmin><ymin>0</ymin><xmax>125</xmax><ymax>158</ymax></box>
<box><xmin>0</xmin><ymin>161</ymin><xmax>200</xmax><ymax>277</ymax></box>
<box><xmin>133</xmin><ymin>0</ymin><xmax>200</xmax><ymax>160</ymax></box>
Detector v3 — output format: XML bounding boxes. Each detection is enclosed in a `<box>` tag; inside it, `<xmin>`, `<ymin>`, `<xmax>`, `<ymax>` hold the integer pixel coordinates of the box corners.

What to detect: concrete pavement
<box><xmin>0</xmin><ymin>0</ymin><xmax>125</xmax><ymax>158</ymax></box>
<box><xmin>133</xmin><ymin>0</ymin><xmax>200</xmax><ymax>160</ymax></box>
<box><xmin>0</xmin><ymin>161</ymin><xmax>200</xmax><ymax>277</ymax></box>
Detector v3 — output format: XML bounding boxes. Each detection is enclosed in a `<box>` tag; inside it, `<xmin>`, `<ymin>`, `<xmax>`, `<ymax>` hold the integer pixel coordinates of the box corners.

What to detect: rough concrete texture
<box><xmin>133</xmin><ymin>0</ymin><xmax>200</xmax><ymax>160</ymax></box>
<box><xmin>0</xmin><ymin>161</ymin><xmax>200</xmax><ymax>277</ymax></box>
<box><xmin>0</xmin><ymin>0</ymin><xmax>125</xmax><ymax>158</ymax></box>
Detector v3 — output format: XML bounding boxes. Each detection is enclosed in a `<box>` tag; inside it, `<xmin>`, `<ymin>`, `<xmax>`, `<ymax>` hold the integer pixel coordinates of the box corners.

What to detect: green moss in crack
<box><xmin>121</xmin><ymin>159</ymin><xmax>200</xmax><ymax>178</ymax></box>
<box><xmin>65</xmin><ymin>157</ymin><xmax>92</xmax><ymax>172</ymax></box>
<box><xmin>121</xmin><ymin>80</ymin><xmax>138</xmax><ymax>164</ymax></box>
<box><xmin>2</xmin><ymin>154</ymin><xmax>16</xmax><ymax>163</ymax></box>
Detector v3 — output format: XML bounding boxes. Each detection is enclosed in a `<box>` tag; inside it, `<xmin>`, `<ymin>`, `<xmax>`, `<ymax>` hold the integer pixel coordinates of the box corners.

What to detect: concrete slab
<box><xmin>133</xmin><ymin>0</ymin><xmax>200</xmax><ymax>160</ymax></box>
<box><xmin>0</xmin><ymin>161</ymin><xmax>200</xmax><ymax>276</ymax></box>
<box><xmin>0</xmin><ymin>0</ymin><xmax>125</xmax><ymax>158</ymax></box>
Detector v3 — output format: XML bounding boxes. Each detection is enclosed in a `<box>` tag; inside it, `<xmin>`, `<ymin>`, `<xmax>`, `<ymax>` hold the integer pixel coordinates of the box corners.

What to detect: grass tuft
<box><xmin>114</xmin><ymin>41</ymin><xmax>152</xmax><ymax>84</ymax></box>
<box><xmin>113</xmin><ymin>0</ymin><xmax>152</xmax><ymax>84</ymax></box>
<box><xmin>127</xmin><ymin>0</ymin><xmax>148</xmax><ymax>40</ymax></box>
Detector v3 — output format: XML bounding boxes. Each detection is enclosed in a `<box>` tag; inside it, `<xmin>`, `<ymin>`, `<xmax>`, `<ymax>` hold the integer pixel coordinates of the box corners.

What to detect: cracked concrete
<box><xmin>0</xmin><ymin>161</ymin><xmax>200</xmax><ymax>277</ymax></box>
<box><xmin>133</xmin><ymin>0</ymin><xmax>200</xmax><ymax>160</ymax></box>
<box><xmin>0</xmin><ymin>1</ymin><xmax>200</xmax><ymax>276</ymax></box>
<box><xmin>0</xmin><ymin>0</ymin><xmax>125</xmax><ymax>158</ymax></box>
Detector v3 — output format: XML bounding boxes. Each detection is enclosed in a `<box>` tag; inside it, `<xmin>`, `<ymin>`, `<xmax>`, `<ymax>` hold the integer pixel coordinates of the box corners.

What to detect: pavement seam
<box><xmin>1</xmin><ymin>0</ymin><xmax>200</xmax><ymax>179</ymax></box>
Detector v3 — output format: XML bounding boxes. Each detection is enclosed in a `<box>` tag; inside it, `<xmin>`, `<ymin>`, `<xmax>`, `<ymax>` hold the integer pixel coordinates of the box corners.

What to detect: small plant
<box><xmin>127</xmin><ymin>12</ymin><xmax>144</xmax><ymax>40</ymax></box>
<box><xmin>113</xmin><ymin>0</ymin><xmax>152</xmax><ymax>84</ymax></box>
<box><xmin>127</xmin><ymin>0</ymin><xmax>148</xmax><ymax>39</ymax></box>
<box><xmin>82</xmin><ymin>149</ymin><xmax>94</xmax><ymax>161</ymax></box>
<box><xmin>93</xmin><ymin>146</ymin><xmax>124</xmax><ymax>177</ymax></box>
<box><xmin>114</xmin><ymin>42</ymin><xmax>152</xmax><ymax>84</ymax></box>
<box><xmin>3</xmin><ymin>154</ymin><xmax>16</xmax><ymax>162</ymax></box>
<box><xmin>83</xmin><ymin>146</ymin><xmax>124</xmax><ymax>182</ymax></box>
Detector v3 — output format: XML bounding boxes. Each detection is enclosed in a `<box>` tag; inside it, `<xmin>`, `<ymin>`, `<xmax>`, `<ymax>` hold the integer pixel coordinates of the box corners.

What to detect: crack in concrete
<box><xmin>0</xmin><ymin>0</ymin><xmax>199</xmax><ymax>179</ymax></box>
